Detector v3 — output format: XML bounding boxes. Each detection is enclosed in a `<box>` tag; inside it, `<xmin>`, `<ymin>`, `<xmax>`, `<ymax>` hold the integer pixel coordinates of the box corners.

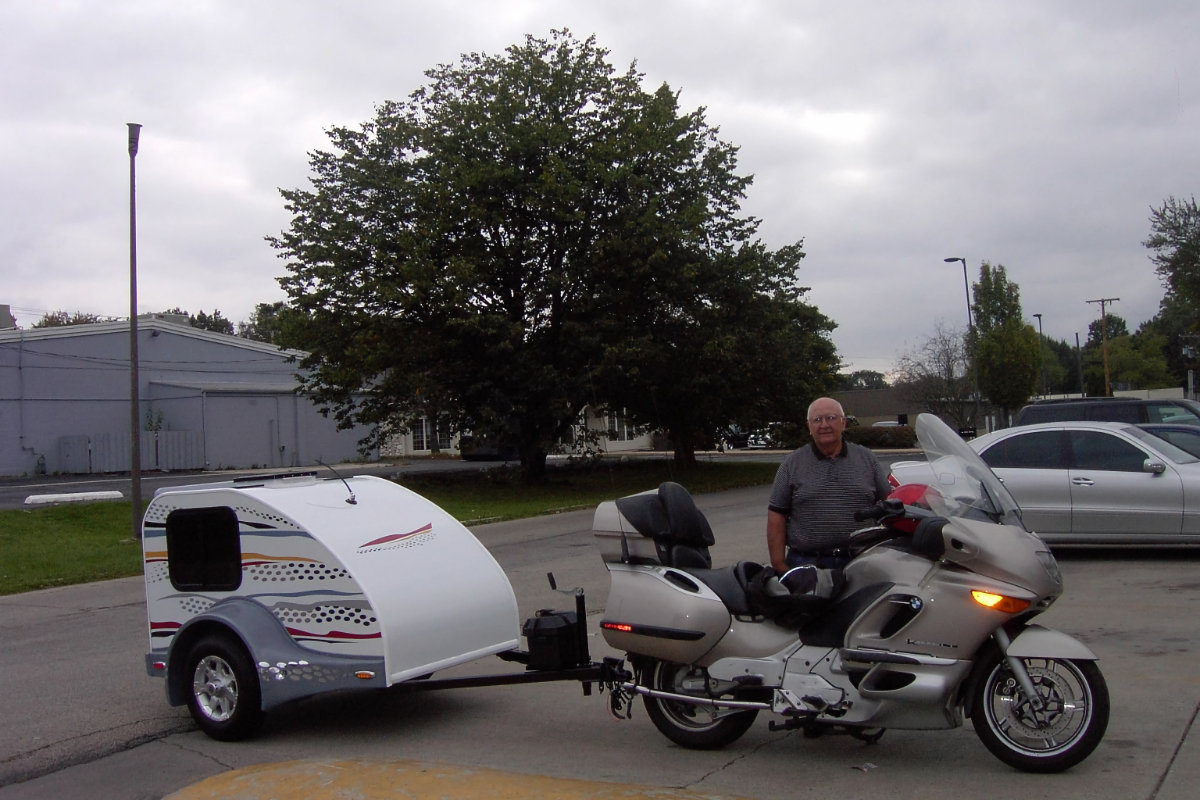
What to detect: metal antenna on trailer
<box><xmin>316</xmin><ymin>459</ymin><xmax>357</xmax><ymax>504</ymax></box>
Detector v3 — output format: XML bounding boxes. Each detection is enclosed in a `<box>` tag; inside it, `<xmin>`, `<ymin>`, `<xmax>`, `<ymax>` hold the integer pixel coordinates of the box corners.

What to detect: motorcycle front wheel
<box><xmin>971</xmin><ymin>655</ymin><xmax>1109</xmax><ymax>773</ymax></box>
<box><xmin>641</xmin><ymin>660</ymin><xmax>758</xmax><ymax>750</ymax></box>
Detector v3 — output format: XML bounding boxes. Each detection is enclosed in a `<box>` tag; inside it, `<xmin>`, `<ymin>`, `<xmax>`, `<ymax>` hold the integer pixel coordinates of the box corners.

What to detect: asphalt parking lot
<box><xmin>1</xmin><ymin>483</ymin><xmax>1198</xmax><ymax>799</ymax></box>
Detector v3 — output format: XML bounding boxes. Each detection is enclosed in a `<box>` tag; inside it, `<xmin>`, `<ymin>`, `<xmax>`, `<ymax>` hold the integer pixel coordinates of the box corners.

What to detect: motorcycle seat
<box><xmin>681</xmin><ymin>561</ymin><xmax>763</xmax><ymax>616</ymax></box>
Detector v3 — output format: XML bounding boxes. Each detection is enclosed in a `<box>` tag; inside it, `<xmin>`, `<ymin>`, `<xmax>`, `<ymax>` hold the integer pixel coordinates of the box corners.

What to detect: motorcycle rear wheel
<box><xmin>971</xmin><ymin>655</ymin><xmax>1108</xmax><ymax>773</ymax></box>
<box><xmin>641</xmin><ymin>660</ymin><xmax>758</xmax><ymax>750</ymax></box>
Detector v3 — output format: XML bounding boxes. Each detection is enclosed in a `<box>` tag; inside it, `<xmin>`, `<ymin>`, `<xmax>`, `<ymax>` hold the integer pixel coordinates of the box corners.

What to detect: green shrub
<box><xmin>768</xmin><ymin>422</ymin><xmax>916</xmax><ymax>450</ymax></box>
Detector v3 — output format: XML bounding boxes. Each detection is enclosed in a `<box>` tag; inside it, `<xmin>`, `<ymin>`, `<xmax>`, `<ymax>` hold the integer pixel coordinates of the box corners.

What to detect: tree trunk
<box><xmin>672</xmin><ymin>437</ymin><xmax>698</xmax><ymax>467</ymax></box>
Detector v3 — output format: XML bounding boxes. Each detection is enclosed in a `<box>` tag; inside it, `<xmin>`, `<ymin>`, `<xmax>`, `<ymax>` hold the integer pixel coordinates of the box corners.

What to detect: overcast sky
<box><xmin>4</xmin><ymin>1</ymin><xmax>1197</xmax><ymax>375</ymax></box>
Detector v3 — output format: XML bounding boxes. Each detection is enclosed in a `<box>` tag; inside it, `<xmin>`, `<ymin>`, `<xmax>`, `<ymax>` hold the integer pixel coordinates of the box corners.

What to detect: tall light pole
<box><xmin>128</xmin><ymin>123</ymin><xmax>143</xmax><ymax>541</ymax></box>
<box><xmin>944</xmin><ymin>257</ymin><xmax>976</xmax><ymax>432</ymax></box>
<box><xmin>1033</xmin><ymin>313</ymin><xmax>1046</xmax><ymax>397</ymax></box>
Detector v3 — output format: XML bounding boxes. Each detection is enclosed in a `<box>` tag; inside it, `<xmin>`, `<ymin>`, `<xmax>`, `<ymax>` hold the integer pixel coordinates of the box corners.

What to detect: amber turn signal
<box><xmin>971</xmin><ymin>590</ymin><xmax>1030</xmax><ymax>614</ymax></box>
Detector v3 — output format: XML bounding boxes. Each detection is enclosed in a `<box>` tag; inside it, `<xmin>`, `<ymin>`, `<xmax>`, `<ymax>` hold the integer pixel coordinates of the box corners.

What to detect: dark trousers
<box><xmin>786</xmin><ymin>549</ymin><xmax>850</xmax><ymax>571</ymax></box>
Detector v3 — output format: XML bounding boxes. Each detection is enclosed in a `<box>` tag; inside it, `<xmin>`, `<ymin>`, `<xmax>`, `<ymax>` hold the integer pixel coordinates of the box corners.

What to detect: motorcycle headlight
<box><xmin>1036</xmin><ymin>551</ymin><xmax>1062</xmax><ymax>585</ymax></box>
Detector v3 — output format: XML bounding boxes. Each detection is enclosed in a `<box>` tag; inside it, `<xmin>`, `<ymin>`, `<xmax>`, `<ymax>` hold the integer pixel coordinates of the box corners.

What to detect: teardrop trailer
<box><xmin>142</xmin><ymin>471</ymin><xmax>613</xmax><ymax>741</ymax></box>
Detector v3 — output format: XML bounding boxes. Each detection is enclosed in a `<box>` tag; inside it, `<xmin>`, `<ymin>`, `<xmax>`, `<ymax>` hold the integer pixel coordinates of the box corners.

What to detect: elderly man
<box><xmin>767</xmin><ymin>397</ymin><xmax>891</xmax><ymax>572</ymax></box>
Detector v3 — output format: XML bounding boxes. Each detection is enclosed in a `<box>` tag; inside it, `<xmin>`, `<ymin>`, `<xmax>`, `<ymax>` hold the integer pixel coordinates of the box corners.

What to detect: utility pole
<box><xmin>1086</xmin><ymin>297</ymin><xmax>1120</xmax><ymax>397</ymax></box>
<box><xmin>128</xmin><ymin>123</ymin><xmax>143</xmax><ymax>541</ymax></box>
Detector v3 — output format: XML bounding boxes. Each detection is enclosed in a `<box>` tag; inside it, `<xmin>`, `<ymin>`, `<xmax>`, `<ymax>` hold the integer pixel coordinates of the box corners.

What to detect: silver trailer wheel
<box><xmin>972</xmin><ymin>656</ymin><xmax>1108</xmax><ymax>773</ymax></box>
<box><xmin>185</xmin><ymin>634</ymin><xmax>263</xmax><ymax>741</ymax></box>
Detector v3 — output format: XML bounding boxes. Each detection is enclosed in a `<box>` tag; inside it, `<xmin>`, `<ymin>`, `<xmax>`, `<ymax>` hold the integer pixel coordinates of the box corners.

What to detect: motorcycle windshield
<box><xmin>914</xmin><ymin>413</ymin><xmax>1025</xmax><ymax>528</ymax></box>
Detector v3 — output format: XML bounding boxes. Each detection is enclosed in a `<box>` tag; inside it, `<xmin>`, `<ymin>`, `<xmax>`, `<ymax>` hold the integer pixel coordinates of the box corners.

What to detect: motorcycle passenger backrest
<box><xmin>614</xmin><ymin>482</ymin><xmax>714</xmax><ymax>568</ymax></box>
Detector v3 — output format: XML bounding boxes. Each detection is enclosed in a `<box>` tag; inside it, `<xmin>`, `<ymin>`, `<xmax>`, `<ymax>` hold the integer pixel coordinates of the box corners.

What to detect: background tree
<box><xmin>970</xmin><ymin>262</ymin><xmax>1039</xmax><ymax>424</ymax></box>
<box><xmin>839</xmin><ymin>369</ymin><xmax>888</xmax><ymax>391</ymax></box>
<box><xmin>1082</xmin><ymin>331</ymin><xmax>1173</xmax><ymax>395</ymax></box>
<box><xmin>31</xmin><ymin>310</ymin><xmax>108</xmax><ymax>327</ymax></box>
<box><xmin>1139</xmin><ymin>293</ymin><xmax>1200</xmax><ymax>387</ymax></box>
<box><xmin>1145</xmin><ymin>195</ymin><xmax>1200</xmax><ymax>306</ymax></box>
<box><xmin>892</xmin><ymin>321</ymin><xmax>973</xmax><ymax>429</ymax></box>
<box><xmin>271</xmin><ymin>31</ymin><xmax>822</xmax><ymax>478</ymax></box>
<box><xmin>237</xmin><ymin>301</ymin><xmax>289</xmax><ymax>343</ymax></box>
<box><xmin>598</xmin><ymin>243</ymin><xmax>838</xmax><ymax>464</ymax></box>
<box><xmin>158</xmin><ymin>307</ymin><xmax>235</xmax><ymax>335</ymax></box>
<box><xmin>1086</xmin><ymin>313</ymin><xmax>1129</xmax><ymax>346</ymax></box>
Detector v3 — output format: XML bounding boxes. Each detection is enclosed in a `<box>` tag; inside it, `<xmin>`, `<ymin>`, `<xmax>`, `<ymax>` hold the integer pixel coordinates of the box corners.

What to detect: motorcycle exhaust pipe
<box><xmin>621</xmin><ymin>682</ymin><xmax>772</xmax><ymax>711</ymax></box>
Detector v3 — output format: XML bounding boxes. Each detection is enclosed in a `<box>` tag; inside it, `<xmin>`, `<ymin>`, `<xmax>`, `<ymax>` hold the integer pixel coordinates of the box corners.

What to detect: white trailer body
<box><xmin>143</xmin><ymin>473</ymin><xmax>521</xmax><ymax>726</ymax></box>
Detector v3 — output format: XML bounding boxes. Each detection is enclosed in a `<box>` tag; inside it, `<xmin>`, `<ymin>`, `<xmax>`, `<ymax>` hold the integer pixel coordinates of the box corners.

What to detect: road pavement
<box><xmin>6</xmin><ymin>481</ymin><xmax>1192</xmax><ymax>799</ymax></box>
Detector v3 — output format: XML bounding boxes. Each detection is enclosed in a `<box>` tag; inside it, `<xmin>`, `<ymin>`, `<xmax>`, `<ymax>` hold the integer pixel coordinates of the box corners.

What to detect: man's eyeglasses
<box><xmin>808</xmin><ymin>414</ymin><xmax>844</xmax><ymax>425</ymax></box>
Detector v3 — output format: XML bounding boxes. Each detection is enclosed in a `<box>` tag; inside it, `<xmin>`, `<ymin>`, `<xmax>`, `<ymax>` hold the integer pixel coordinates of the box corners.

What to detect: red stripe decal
<box><xmin>358</xmin><ymin>523</ymin><xmax>432</xmax><ymax>549</ymax></box>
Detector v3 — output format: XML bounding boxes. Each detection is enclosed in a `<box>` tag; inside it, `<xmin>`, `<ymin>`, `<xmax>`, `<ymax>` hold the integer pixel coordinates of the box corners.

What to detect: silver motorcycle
<box><xmin>592</xmin><ymin>413</ymin><xmax>1108</xmax><ymax>773</ymax></box>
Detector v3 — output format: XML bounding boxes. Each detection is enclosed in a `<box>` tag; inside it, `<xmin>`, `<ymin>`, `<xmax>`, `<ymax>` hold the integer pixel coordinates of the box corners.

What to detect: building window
<box><xmin>608</xmin><ymin>410</ymin><xmax>636</xmax><ymax>442</ymax></box>
<box><xmin>166</xmin><ymin>507</ymin><xmax>242</xmax><ymax>592</ymax></box>
<box><xmin>412</xmin><ymin>418</ymin><xmax>451</xmax><ymax>451</ymax></box>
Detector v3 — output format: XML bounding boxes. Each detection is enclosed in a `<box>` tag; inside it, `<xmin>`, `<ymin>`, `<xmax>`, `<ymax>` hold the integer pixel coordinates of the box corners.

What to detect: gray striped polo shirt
<box><xmin>768</xmin><ymin>441</ymin><xmax>892</xmax><ymax>552</ymax></box>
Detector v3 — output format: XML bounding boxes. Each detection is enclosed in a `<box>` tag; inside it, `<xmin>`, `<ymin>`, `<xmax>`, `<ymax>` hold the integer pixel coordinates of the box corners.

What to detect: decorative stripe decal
<box><xmin>359</xmin><ymin>523</ymin><xmax>433</xmax><ymax>550</ymax></box>
<box><xmin>284</xmin><ymin>627</ymin><xmax>382</xmax><ymax>640</ymax></box>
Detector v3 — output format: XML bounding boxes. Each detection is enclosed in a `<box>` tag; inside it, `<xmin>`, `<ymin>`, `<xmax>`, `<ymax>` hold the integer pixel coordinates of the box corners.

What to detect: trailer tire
<box><xmin>185</xmin><ymin>634</ymin><xmax>263</xmax><ymax>741</ymax></box>
<box><xmin>642</xmin><ymin>660</ymin><xmax>758</xmax><ymax>750</ymax></box>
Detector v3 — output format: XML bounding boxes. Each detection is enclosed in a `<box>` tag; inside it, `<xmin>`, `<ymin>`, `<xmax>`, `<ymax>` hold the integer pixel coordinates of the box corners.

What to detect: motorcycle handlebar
<box><xmin>854</xmin><ymin>498</ymin><xmax>905</xmax><ymax>522</ymax></box>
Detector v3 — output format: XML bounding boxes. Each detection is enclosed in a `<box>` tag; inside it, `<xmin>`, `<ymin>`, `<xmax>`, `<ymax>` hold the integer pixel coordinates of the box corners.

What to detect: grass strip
<box><xmin>0</xmin><ymin>460</ymin><xmax>776</xmax><ymax>596</ymax></box>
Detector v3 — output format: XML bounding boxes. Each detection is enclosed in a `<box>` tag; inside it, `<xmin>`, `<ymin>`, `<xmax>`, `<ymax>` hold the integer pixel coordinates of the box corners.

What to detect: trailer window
<box><xmin>166</xmin><ymin>507</ymin><xmax>242</xmax><ymax>591</ymax></box>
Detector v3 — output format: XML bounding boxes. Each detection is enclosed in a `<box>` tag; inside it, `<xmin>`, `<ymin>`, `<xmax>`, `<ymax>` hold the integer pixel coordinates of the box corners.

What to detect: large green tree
<box><xmin>970</xmin><ymin>262</ymin><xmax>1039</xmax><ymax>423</ymax></box>
<box><xmin>271</xmin><ymin>31</ymin><xmax>820</xmax><ymax>478</ymax></box>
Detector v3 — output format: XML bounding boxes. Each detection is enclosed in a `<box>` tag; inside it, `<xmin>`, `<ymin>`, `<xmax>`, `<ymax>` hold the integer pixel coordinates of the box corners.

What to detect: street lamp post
<box><xmin>128</xmin><ymin>123</ymin><xmax>142</xmax><ymax>541</ymax></box>
<box><xmin>944</xmin><ymin>257</ymin><xmax>976</xmax><ymax>432</ymax></box>
<box><xmin>1033</xmin><ymin>313</ymin><xmax>1046</xmax><ymax>398</ymax></box>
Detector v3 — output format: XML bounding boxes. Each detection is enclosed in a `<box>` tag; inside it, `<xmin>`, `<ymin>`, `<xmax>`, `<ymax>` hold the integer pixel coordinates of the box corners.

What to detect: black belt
<box><xmin>789</xmin><ymin>547</ymin><xmax>847</xmax><ymax>558</ymax></box>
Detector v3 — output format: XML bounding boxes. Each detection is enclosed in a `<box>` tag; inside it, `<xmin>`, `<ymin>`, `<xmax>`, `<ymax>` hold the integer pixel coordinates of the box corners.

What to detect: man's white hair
<box><xmin>807</xmin><ymin>397</ymin><xmax>845</xmax><ymax>419</ymax></box>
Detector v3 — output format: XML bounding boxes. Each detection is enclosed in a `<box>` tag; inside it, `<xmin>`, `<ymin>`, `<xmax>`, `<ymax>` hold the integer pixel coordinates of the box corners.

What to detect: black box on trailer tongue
<box><xmin>522</xmin><ymin>610</ymin><xmax>583</xmax><ymax>671</ymax></box>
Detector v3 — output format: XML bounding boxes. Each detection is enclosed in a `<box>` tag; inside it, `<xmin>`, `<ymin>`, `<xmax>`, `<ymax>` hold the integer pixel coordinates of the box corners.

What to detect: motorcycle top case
<box><xmin>522</xmin><ymin>610</ymin><xmax>583</xmax><ymax>671</ymax></box>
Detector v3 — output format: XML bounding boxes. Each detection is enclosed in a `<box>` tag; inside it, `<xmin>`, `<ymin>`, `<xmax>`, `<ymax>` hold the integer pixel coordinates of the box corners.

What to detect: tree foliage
<box><xmin>1145</xmin><ymin>195</ymin><xmax>1200</xmax><ymax>304</ymax></box>
<box><xmin>237</xmin><ymin>302</ymin><xmax>289</xmax><ymax>343</ymax></box>
<box><xmin>598</xmin><ymin>242</ymin><xmax>838</xmax><ymax>464</ymax></box>
<box><xmin>839</xmin><ymin>370</ymin><xmax>888</xmax><ymax>391</ymax></box>
<box><xmin>159</xmin><ymin>307</ymin><xmax>235</xmax><ymax>335</ymax></box>
<box><xmin>892</xmin><ymin>321</ymin><xmax>973</xmax><ymax>429</ymax></box>
<box><xmin>31</xmin><ymin>310</ymin><xmax>109</xmax><ymax>328</ymax></box>
<box><xmin>1086</xmin><ymin>313</ymin><xmax>1129</xmax><ymax>347</ymax></box>
<box><xmin>969</xmin><ymin>262</ymin><xmax>1038</xmax><ymax>422</ymax></box>
<box><xmin>270</xmin><ymin>31</ymin><xmax>832</xmax><ymax>478</ymax></box>
<box><xmin>1083</xmin><ymin>332</ymin><xmax>1173</xmax><ymax>395</ymax></box>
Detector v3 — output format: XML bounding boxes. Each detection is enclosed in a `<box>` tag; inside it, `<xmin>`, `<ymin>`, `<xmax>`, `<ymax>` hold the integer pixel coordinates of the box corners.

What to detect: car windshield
<box><xmin>1125</xmin><ymin>426</ymin><xmax>1200</xmax><ymax>464</ymax></box>
<box><xmin>915</xmin><ymin>413</ymin><xmax>1025</xmax><ymax>527</ymax></box>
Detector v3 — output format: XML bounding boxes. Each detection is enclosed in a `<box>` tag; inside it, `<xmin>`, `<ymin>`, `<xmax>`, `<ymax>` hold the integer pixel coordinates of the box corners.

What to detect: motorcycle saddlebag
<box><xmin>522</xmin><ymin>610</ymin><xmax>583</xmax><ymax>671</ymax></box>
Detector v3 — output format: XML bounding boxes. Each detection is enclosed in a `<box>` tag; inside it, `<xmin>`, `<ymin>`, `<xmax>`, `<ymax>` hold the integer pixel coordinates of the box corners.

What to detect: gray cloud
<box><xmin>2</xmin><ymin>0</ymin><xmax>1197</xmax><ymax>375</ymax></box>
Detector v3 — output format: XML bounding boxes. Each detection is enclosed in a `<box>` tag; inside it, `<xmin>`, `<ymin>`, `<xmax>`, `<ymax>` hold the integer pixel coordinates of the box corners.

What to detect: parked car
<box><xmin>1013</xmin><ymin>397</ymin><xmax>1200</xmax><ymax>427</ymax></box>
<box><xmin>890</xmin><ymin>421</ymin><xmax>1200</xmax><ymax>544</ymax></box>
<box><xmin>1139</xmin><ymin>423</ymin><xmax>1200</xmax><ymax>458</ymax></box>
<box><xmin>872</xmin><ymin>421</ymin><xmax>902</xmax><ymax>428</ymax></box>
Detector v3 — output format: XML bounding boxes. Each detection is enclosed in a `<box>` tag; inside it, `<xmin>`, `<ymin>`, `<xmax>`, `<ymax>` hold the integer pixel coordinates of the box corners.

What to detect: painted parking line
<box><xmin>165</xmin><ymin>758</ymin><xmax>749</xmax><ymax>800</ymax></box>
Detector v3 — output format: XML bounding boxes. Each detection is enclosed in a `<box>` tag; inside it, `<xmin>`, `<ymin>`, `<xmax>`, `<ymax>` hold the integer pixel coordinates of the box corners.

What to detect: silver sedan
<box><xmin>890</xmin><ymin>421</ymin><xmax>1200</xmax><ymax>544</ymax></box>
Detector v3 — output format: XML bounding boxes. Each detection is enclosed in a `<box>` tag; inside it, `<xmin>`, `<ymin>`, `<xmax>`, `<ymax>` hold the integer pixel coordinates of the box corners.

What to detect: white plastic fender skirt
<box><xmin>1005</xmin><ymin>623</ymin><xmax>1098</xmax><ymax>660</ymax></box>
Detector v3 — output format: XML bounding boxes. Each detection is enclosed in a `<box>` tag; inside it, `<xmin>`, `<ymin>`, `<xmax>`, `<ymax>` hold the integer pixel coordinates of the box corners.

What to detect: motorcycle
<box><xmin>592</xmin><ymin>412</ymin><xmax>1109</xmax><ymax>773</ymax></box>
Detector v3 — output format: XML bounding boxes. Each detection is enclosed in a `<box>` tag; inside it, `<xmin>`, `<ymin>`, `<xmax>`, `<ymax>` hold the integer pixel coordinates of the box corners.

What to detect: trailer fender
<box><xmin>165</xmin><ymin>597</ymin><xmax>385</xmax><ymax>710</ymax></box>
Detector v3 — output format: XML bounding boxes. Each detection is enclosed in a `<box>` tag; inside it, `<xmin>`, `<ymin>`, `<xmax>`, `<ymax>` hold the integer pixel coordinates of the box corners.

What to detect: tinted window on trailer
<box><xmin>166</xmin><ymin>507</ymin><xmax>242</xmax><ymax>591</ymax></box>
<box><xmin>980</xmin><ymin>431</ymin><xmax>1066</xmax><ymax>469</ymax></box>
